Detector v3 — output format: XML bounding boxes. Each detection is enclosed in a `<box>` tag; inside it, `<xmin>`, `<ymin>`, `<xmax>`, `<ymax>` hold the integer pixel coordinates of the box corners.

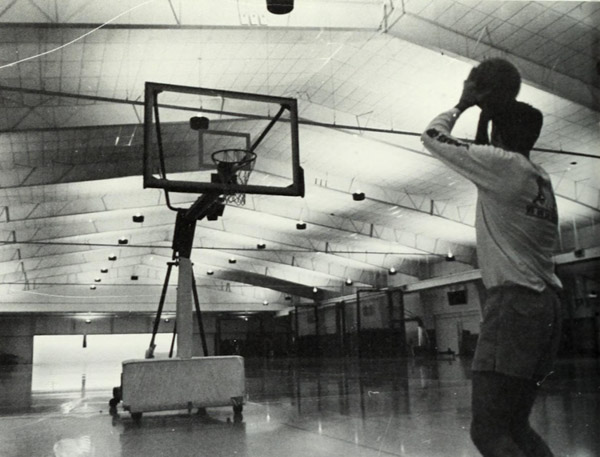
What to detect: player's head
<box><xmin>469</xmin><ymin>58</ymin><xmax>521</xmax><ymax>114</ymax></box>
<box><xmin>490</xmin><ymin>101</ymin><xmax>543</xmax><ymax>156</ymax></box>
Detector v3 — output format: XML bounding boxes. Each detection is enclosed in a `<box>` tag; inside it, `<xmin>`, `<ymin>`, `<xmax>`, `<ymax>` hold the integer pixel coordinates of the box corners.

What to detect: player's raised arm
<box><xmin>420</xmin><ymin>60</ymin><xmax>527</xmax><ymax>193</ymax></box>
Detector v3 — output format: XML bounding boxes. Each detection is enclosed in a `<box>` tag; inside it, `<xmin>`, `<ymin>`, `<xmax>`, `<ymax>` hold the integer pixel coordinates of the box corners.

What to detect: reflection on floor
<box><xmin>1</xmin><ymin>357</ymin><xmax>598</xmax><ymax>457</ymax></box>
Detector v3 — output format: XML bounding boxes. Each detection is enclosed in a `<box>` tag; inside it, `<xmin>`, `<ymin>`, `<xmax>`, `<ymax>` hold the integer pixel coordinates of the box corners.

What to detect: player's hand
<box><xmin>456</xmin><ymin>68</ymin><xmax>492</xmax><ymax>112</ymax></box>
<box><xmin>456</xmin><ymin>79</ymin><xmax>479</xmax><ymax>111</ymax></box>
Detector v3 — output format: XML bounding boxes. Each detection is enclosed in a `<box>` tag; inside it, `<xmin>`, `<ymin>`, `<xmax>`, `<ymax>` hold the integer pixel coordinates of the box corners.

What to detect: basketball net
<box><xmin>212</xmin><ymin>149</ymin><xmax>256</xmax><ymax>206</ymax></box>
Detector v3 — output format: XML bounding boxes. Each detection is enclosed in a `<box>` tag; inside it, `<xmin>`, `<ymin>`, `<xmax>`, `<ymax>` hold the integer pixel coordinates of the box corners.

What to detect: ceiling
<box><xmin>0</xmin><ymin>0</ymin><xmax>598</xmax><ymax>315</ymax></box>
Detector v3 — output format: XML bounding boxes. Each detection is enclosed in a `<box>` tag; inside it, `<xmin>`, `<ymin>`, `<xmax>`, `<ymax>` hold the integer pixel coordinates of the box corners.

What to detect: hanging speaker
<box><xmin>266</xmin><ymin>0</ymin><xmax>294</xmax><ymax>14</ymax></box>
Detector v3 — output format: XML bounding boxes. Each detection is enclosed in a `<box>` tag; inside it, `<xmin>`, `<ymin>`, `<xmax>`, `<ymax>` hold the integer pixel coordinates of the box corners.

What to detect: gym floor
<box><xmin>1</xmin><ymin>357</ymin><xmax>598</xmax><ymax>457</ymax></box>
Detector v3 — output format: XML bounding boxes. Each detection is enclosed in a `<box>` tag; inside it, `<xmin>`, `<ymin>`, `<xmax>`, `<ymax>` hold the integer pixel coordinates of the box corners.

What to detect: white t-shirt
<box><xmin>421</xmin><ymin>107</ymin><xmax>562</xmax><ymax>292</ymax></box>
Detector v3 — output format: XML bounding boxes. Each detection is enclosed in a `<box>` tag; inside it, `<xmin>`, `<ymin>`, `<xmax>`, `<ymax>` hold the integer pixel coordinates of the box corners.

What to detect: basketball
<box><xmin>469</xmin><ymin>58</ymin><xmax>521</xmax><ymax>112</ymax></box>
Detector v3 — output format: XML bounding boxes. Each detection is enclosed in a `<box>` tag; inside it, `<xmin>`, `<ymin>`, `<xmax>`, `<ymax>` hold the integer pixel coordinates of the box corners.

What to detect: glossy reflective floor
<box><xmin>1</xmin><ymin>357</ymin><xmax>598</xmax><ymax>457</ymax></box>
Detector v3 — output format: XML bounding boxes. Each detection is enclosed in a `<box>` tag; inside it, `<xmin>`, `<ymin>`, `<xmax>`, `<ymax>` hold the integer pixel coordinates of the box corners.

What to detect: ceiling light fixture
<box><xmin>263</xmin><ymin>300</ymin><xmax>269</xmax><ymax>306</ymax></box>
<box><xmin>108</xmin><ymin>255</ymin><xmax>117</xmax><ymax>261</ymax></box>
<box><xmin>446</xmin><ymin>252</ymin><xmax>456</xmax><ymax>261</ymax></box>
<box><xmin>207</xmin><ymin>270</ymin><xmax>214</xmax><ymax>275</ymax></box>
<box><xmin>296</xmin><ymin>220</ymin><xmax>307</xmax><ymax>230</ymax></box>
<box><xmin>266</xmin><ymin>0</ymin><xmax>294</xmax><ymax>14</ymax></box>
<box><xmin>312</xmin><ymin>287</ymin><xmax>318</xmax><ymax>294</ymax></box>
<box><xmin>388</xmin><ymin>267</ymin><xmax>397</xmax><ymax>275</ymax></box>
<box><xmin>131</xmin><ymin>275</ymin><xmax>138</xmax><ymax>280</ymax></box>
<box><xmin>118</xmin><ymin>237</ymin><xmax>128</xmax><ymax>245</ymax></box>
<box><xmin>90</xmin><ymin>285</ymin><xmax>96</xmax><ymax>290</ymax></box>
<box><xmin>345</xmin><ymin>278</ymin><xmax>353</xmax><ymax>286</ymax></box>
<box><xmin>100</xmin><ymin>268</ymin><xmax>108</xmax><ymax>273</ymax></box>
<box><xmin>257</xmin><ymin>242</ymin><xmax>266</xmax><ymax>249</ymax></box>
<box><xmin>132</xmin><ymin>214</ymin><xmax>144</xmax><ymax>223</ymax></box>
<box><xmin>352</xmin><ymin>191</ymin><xmax>365</xmax><ymax>201</ymax></box>
<box><xmin>189</xmin><ymin>116</ymin><xmax>210</xmax><ymax>130</ymax></box>
<box><xmin>229</xmin><ymin>258</ymin><xmax>237</xmax><ymax>264</ymax></box>
<box><xmin>94</xmin><ymin>278</ymin><xmax>101</xmax><ymax>283</ymax></box>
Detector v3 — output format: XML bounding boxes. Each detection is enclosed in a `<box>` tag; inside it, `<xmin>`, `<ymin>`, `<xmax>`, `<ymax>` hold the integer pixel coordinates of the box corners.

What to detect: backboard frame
<box><xmin>143</xmin><ymin>81</ymin><xmax>304</xmax><ymax>197</ymax></box>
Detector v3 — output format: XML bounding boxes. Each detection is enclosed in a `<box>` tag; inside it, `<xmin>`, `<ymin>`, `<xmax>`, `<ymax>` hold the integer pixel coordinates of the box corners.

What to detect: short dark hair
<box><xmin>491</xmin><ymin>102</ymin><xmax>543</xmax><ymax>154</ymax></box>
<box><xmin>472</xmin><ymin>58</ymin><xmax>521</xmax><ymax>107</ymax></box>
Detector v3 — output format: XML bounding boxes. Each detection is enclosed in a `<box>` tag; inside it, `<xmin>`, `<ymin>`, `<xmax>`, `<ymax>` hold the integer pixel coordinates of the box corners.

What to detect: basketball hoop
<box><xmin>211</xmin><ymin>149</ymin><xmax>257</xmax><ymax>205</ymax></box>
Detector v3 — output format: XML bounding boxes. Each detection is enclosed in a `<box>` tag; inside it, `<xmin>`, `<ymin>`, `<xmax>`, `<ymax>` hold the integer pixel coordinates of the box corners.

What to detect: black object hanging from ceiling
<box><xmin>266</xmin><ymin>0</ymin><xmax>294</xmax><ymax>15</ymax></box>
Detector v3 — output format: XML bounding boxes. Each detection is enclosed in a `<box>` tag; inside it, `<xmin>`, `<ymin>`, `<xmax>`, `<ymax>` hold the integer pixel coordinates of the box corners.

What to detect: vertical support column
<box><xmin>215</xmin><ymin>316</ymin><xmax>222</xmax><ymax>355</ymax></box>
<box><xmin>340</xmin><ymin>302</ymin><xmax>346</xmax><ymax>355</ymax></box>
<box><xmin>176</xmin><ymin>257</ymin><xmax>194</xmax><ymax>359</ymax></box>
<box><xmin>335</xmin><ymin>302</ymin><xmax>343</xmax><ymax>357</ymax></box>
<box><xmin>388</xmin><ymin>290</ymin><xmax>407</xmax><ymax>356</ymax></box>
<box><xmin>294</xmin><ymin>305</ymin><xmax>299</xmax><ymax>357</ymax></box>
<box><xmin>0</xmin><ymin>316</ymin><xmax>34</xmax><ymax>410</ymax></box>
<box><xmin>0</xmin><ymin>315</ymin><xmax>35</xmax><ymax>364</ymax></box>
<box><xmin>314</xmin><ymin>304</ymin><xmax>320</xmax><ymax>356</ymax></box>
<box><xmin>356</xmin><ymin>291</ymin><xmax>363</xmax><ymax>358</ymax></box>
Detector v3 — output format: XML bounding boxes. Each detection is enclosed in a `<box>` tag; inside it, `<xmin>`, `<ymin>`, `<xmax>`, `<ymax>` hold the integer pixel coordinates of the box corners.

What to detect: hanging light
<box><xmin>388</xmin><ymin>267</ymin><xmax>397</xmax><ymax>275</ymax></box>
<box><xmin>189</xmin><ymin>116</ymin><xmax>210</xmax><ymax>130</ymax></box>
<box><xmin>266</xmin><ymin>0</ymin><xmax>294</xmax><ymax>14</ymax></box>
<box><xmin>352</xmin><ymin>191</ymin><xmax>365</xmax><ymax>201</ymax></box>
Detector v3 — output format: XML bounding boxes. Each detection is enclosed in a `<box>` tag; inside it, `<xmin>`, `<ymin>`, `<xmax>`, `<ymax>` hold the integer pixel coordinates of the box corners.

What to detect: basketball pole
<box><xmin>176</xmin><ymin>257</ymin><xmax>194</xmax><ymax>358</ymax></box>
<box><xmin>171</xmin><ymin>191</ymin><xmax>223</xmax><ymax>359</ymax></box>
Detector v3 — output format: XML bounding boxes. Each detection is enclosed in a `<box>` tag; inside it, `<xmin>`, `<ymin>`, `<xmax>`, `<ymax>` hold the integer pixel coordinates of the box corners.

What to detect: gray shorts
<box><xmin>472</xmin><ymin>284</ymin><xmax>562</xmax><ymax>381</ymax></box>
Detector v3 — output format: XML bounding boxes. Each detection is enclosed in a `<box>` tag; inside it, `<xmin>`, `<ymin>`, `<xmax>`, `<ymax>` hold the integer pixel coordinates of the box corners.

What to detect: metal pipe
<box><xmin>0</xmin><ymin>85</ymin><xmax>594</xmax><ymax>159</ymax></box>
<box><xmin>149</xmin><ymin>261</ymin><xmax>174</xmax><ymax>351</ymax></box>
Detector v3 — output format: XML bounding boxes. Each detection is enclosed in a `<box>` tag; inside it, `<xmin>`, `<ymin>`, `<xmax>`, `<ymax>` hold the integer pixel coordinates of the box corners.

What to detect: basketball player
<box><xmin>421</xmin><ymin>59</ymin><xmax>562</xmax><ymax>457</ymax></box>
